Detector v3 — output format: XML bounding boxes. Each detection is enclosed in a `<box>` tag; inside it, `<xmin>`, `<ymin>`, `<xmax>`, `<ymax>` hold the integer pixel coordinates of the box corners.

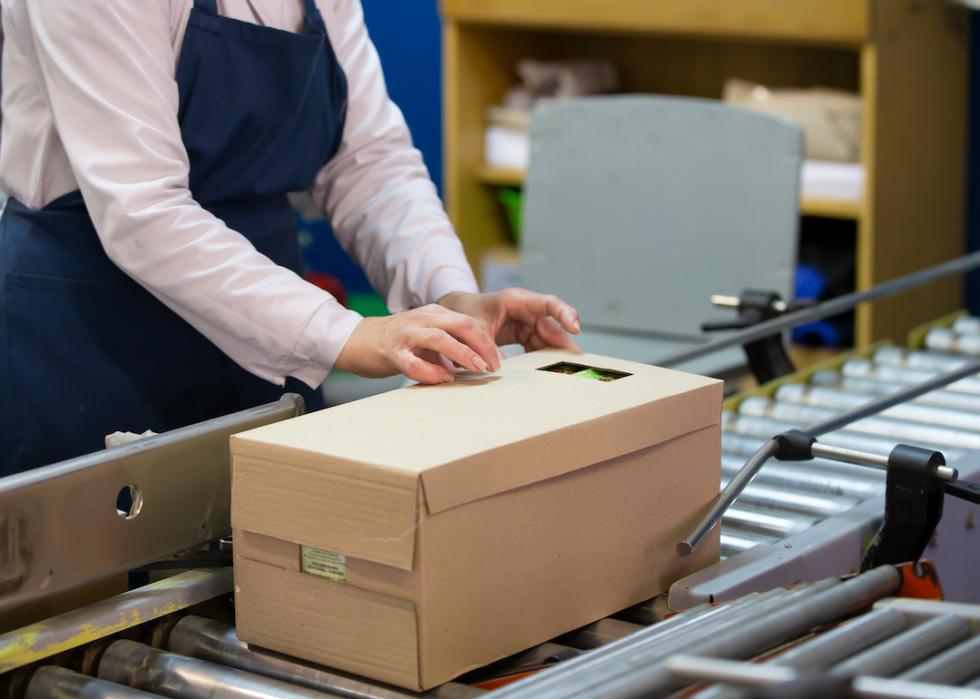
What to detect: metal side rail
<box><xmin>0</xmin><ymin>395</ymin><xmax>305</xmax><ymax>613</ymax></box>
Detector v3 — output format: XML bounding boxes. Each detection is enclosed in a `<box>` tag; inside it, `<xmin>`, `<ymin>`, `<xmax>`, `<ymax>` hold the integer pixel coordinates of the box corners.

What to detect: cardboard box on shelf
<box><xmin>231</xmin><ymin>349</ymin><xmax>722</xmax><ymax>690</ymax></box>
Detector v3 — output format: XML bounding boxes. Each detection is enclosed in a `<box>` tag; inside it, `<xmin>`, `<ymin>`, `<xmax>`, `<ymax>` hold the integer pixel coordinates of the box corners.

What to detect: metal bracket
<box><xmin>861</xmin><ymin>446</ymin><xmax>947</xmax><ymax>571</ymax></box>
<box><xmin>702</xmin><ymin>290</ymin><xmax>799</xmax><ymax>385</ymax></box>
<box><xmin>0</xmin><ymin>395</ymin><xmax>303</xmax><ymax>613</ymax></box>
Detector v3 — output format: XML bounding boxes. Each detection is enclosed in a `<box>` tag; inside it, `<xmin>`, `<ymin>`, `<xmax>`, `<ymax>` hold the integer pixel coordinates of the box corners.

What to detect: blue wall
<box><xmin>301</xmin><ymin>2</ymin><xmax>444</xmax><ymax>294</ymax></box>
<box><xmin>361</xmin><ymin>0</ymin><xmax>444</xmax><ymax>192</ymax></box>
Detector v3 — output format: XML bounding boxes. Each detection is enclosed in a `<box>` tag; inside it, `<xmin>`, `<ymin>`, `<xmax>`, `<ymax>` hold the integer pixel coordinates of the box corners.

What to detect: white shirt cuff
<box><xmin>286</xmin><ymin>301</ymin><xmax>364</xmax><ymax>389</ymax></box>
<box><xmin>425</xmin><ymin>266</ymin><xmax>480</xmax><ymax>306</ymax></box>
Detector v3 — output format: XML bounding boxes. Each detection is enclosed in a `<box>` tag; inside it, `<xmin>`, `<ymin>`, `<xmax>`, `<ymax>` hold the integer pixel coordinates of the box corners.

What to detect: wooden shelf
<box><xmin>442</xmin><ymin>0</ymin><xmax>867</xmax><ymax>46</ymax></box>
<box><xmin>799</xmin><ymin>197</ymin><xmax>860</xmax><ymax>221</ymax></box>
<box><xmin>443</xmin><ymin>0</ymin><xmax>969</xmax><ymax>347</ymax></box>
<box><xmin>477</xmin><ymin>167</ymin><xmax>525</xmax><ymax>188</ymax></box>
<box><xmin>480</xmin><ymin>166</ymin><xmax>862</xmax><ymax>220</ymax></box>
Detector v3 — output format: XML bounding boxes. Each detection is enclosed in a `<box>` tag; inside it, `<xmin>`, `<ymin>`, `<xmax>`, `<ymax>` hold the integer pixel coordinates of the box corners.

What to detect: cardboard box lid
<box><xmin>232</xmin><ymin>350</ymin><xmax>721</xmax><ymax>570</ymax></box>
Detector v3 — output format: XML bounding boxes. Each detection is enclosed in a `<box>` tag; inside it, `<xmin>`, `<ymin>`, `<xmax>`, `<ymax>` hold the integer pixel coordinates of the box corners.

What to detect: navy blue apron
<box><xmin>0</xmin><ymin>0</ymin><xmax>347</xmax><ymax>475</ymax></box>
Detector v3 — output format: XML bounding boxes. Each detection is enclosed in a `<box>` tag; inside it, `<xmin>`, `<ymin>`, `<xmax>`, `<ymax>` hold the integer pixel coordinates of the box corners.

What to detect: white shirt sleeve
<box><xmin>312</xmin><ymin>0</ymin><xmax>479</xmax><ymax>312</ymax></box>
<box><xmin>20</xmin><ymin>0</ymin><xmax>476</xmax><ymax>391</ymax></box>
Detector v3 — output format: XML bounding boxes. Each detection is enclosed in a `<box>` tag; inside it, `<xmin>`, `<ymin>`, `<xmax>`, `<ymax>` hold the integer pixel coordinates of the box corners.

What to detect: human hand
<box><xmin>438</xmin><ymin>288</ymin><xmax>581</xmax><ymax>353</ymax></box>
<box><xmin>335</xmin><ymin>304</ymin><xmax>500</xmax><ymax>384</ymax></box>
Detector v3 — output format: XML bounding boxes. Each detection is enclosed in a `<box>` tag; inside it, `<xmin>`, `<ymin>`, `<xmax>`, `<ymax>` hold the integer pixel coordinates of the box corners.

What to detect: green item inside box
<box><xmin>539</xmin><ymin>362</ymin><xmax>631</xmax><ymax>382</ymax></box>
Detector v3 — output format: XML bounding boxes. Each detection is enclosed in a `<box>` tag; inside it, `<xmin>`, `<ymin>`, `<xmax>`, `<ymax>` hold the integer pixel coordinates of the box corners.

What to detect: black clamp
<box><xmin>702</xmin><ymin>290</ymin><xmax>808</xmax><ymax>385</ymax></box>
<box><xmin>861</xmin><ymin>445</ymin><xmax>946</xmax><ymax>571</ymax></box>
<box><xmin>768</xmin><ymin>429</ymin><xmax>980</xmax><ymax>570</ymax></box>
<box><xmin>772</xmin><ymin>429</ymin><xmax>817</xmax><ymax>461</ymax></box>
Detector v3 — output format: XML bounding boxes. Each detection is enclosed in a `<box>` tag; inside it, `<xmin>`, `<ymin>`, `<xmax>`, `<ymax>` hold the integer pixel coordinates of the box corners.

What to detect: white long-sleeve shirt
<box><xmin>0</xmin><ymin>0</ymin><xmax>478</xmax><ymax>388</ymax></box>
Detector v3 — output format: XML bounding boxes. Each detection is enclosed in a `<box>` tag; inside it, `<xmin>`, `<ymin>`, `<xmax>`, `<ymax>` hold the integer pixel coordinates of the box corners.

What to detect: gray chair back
<box><xmin>519</xmin><ymin>95</ymin><xmax>802</xmax><ymax>351</ymax></box>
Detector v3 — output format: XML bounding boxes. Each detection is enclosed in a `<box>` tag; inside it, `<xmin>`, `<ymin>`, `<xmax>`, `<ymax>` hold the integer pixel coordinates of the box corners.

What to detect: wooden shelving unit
<box><xmin>441</xmin><ymin>0</ymin><xmax>969</xmax><ymax>346</ymax></box>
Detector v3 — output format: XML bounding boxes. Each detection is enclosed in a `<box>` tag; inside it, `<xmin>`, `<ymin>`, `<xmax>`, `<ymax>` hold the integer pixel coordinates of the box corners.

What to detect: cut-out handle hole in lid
<box><xmin>116</xmin><ymin>484</ymin><xmax>144</xmax><ymax>520</ymax></box>
<box><xmin>538</xmin><ymin>362</ymin><xmax>631</xmax><ymax>382</ymax></box>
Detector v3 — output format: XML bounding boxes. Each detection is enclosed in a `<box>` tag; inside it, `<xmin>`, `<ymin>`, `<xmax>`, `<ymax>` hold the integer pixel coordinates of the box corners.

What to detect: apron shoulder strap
<box><xmin>302</xmin><ymin>0</ymin><xmax>327</xmax><ymax>35</ymax></box>
<box><xmin>193</xmin><ymin>0</ymin><xmax>219</xmax><ymax>15</ymax></box>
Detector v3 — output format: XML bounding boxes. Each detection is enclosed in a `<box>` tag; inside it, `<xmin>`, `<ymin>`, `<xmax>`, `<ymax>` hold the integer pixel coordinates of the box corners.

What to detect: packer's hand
<box><xmin>335</xmin><ymin>304</ymin><xmax>501</xmax><ymax>384</ymax></box>
<box><xmin>438</xmin><ymin>288</ymin><xmax>581</xmax><ymax>353</ymax></box>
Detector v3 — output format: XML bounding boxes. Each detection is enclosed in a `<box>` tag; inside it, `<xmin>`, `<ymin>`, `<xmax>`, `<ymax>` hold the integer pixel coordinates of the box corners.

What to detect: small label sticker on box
<box><xmin>301</xmin><ymin>546</ymin><xmax>347</xmax><ymax>583</ymax></box>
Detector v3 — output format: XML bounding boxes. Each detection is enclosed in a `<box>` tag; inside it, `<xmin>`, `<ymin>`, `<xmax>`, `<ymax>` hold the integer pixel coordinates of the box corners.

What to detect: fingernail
<box><xmin>473</xmin><ymin>356</ymin><xmax>488</xmax><ymax>372</ymax></box>
<box><xmin>573</xmin><ymin>320</ymin><xmax>581</xmax><ymax>332</ymax></box>
<box><xmin>442</xmin><ymin>375</ymin><xmax>455</xmax><ymax>383</ymax></box>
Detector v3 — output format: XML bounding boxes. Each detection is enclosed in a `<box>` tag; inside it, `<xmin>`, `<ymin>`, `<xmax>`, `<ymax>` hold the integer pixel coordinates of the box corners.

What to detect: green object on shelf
<box><xmin>347</xmin><ymin>292</ymin><xmax>389</xmax><ymax>317</ymax></box>
<box><xmin>498</xmin><ymin>187</ymin><xmax>523</xmax><ymax>244</ymax></box>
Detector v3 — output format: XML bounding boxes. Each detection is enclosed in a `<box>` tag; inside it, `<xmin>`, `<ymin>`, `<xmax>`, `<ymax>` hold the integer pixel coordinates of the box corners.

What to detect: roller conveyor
<box><xmin>712</xmin><ymin>323</ymin><xmax>980</xmax><ymax>559</ymax></box>
<box><xmin>5</xmin><ymin>316</ymin><xmax>980</xmax><ymax>698</ymax></box>
<box><xmin>15</xmin><ymin>568</ymin><xmax>980</xmax><ymax>699</ymax></box>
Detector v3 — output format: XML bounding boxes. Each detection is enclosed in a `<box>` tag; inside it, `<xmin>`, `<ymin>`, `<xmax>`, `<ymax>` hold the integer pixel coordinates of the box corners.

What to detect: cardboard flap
<box><xmin>419</xmin><ymin>376</ymin><xmax>720</xmax><ymax>514</ymax></box>
<box><xmin>231</xmin><ymin>446</ymin><xmax>419</xmax><ymax>571</ymax></box>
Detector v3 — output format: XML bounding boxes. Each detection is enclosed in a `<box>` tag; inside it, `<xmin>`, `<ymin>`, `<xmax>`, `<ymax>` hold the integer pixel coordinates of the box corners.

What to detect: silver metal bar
<box><xmin>723</xmin><ymin>475</ymin><xmax>859</xmax><ymax>517</ymax></box>
<box><xmin>842</xmin><ymin>360</ymin><xmax>980</xmax><ymax>396</ymax></box>
<box><xmin>659</xmin><ymin>250</ymin><xmax>980</xmax><ymax>368</ymax></box>
<box><xmin>724</xmin><ymin>413</ymin><xmax>965</xmax><ymax>462</ymax></box>
<box><xmin>811</xmin><ymin>442</ymin><xmax>890</xmax><ymax>470</ymax></box>
<box><xmin>874</xmin><ymin>347</ymin><xmax>970</xmax><ymax>372</ymax></box>
<box><xmin>813</xmin><ymin>373</ymin><xmax>980</xmax><ymax>415</ymax></box>
<box><xmin>739</xmin><ymin>397</ymin><xmax>980</xmax><ymax>451</ymax></box>
<box><xmin>811</xmin><ymin>443</ymin><xmax>957</xmax><ymax>483</ymax></box>
<box><xmin>98</xmin><ymin>640</ymin><xmax>339</xmax><ymax>699</ymax></box>
<box><xmin>721</xmin><ymin>453</ymin><xmax>880</xmax><ymax>500</ymax></box>
<box><xmin>952</xmin><ymin>317</ymin><xmax>980</xmax><ymax>336</ymax></box>
<box><xmin>690</xmin><ymin>607</ymin><xmax>909</xmax><ymax>699</ymax></box>
<box><xmin>0</xmin><ymin>395</ymin><xmax>303</xmax><ymax>613</ymax></box>
<box><xmin>167</xmin><ymin>616</ymin><xmax>483</xmax><ymax>699</ymax></box>
<box><xmin>723</xmin><ymin>431</ymin><xmax>881</xmax><ymax>472</ymax></box>
<box><xmin>502</xmin><ymin>567</ymin><xmax>900</xmax><ymax>699</ymax></box>
<box><xmin>711</xmin><ymin>295</ymin><xmax>741</xmax><ymax>308</ymax></box>
<box><xmin>853</xmin><ymin>676</ymin><xmax>980</xmax><ymax>698</ymax></box>
<box><xmin>487</xmin><ymin>589</ymin><xmax>787</xmax><ymax>699</ymax></box>
<box><xmin>898</xmin><ymin>633</ymin><xmax>980</xmax><ymax>684</ymax></box>
<box><xmin>26</xmin><ymin>666</ymin><xmax>163</xmax><ymax>699</ymax></box>
<box><xmin>832</xmin><ymin>615</ymin><xmax>972</xmax><ymax>677</ymax></box>
<box><xmin>926</xmin><ymin>328</ymin><xmax>980</xmax><ymax>356</ymax></box>
<box><xmin>659</xmin><ymin>657</ymin><xmax>980</xmax><ymax>699</ymax></box>
<box><xmin>874</xmin><ymin>598</ymin><xmax>980</xmax><ymax>624</ymax></box>
<box><xmin>552</xmin><ymin>588</ymin><xmax>810</xmax><ymax>697</ymax></box>
<box><xmin>0</xmin><ymin>569</ymin><xmax>232</xmax><ymax>673</ymax></box>
<box><xmin>775</xmin><ymin>384</ymin><xmax>980</xmax><ymax>432</ymax></box>
<box><xmin>724</xmin><ymin>433</ymin><xmax>888</xmax><ymax>482</ymax></box>
<box><xmin>721</xmin><ymin>505</ymin><xmax>817</xmax><ymax>538</ymax></box>
<box><xmin>663</xmin><ymin>655</ymin><xmax>796</xmax><ymax>686</ymax></box>
<box><xmin>769</xmin><ymin>607</ymin><xmax>909</xmax><ymax>671</ymax></box>
<box><xmin>677</xmin><ymin>438</ymin><xmax>779</xmax><ymax>556</ymax></box>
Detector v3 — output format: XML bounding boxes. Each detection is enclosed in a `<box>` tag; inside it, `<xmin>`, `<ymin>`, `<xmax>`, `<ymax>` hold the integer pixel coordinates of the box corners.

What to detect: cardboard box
<box><xmin>231</xmin><ymin>350</ymin><xmax>722</xmax><ymax>690</ymax></box>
